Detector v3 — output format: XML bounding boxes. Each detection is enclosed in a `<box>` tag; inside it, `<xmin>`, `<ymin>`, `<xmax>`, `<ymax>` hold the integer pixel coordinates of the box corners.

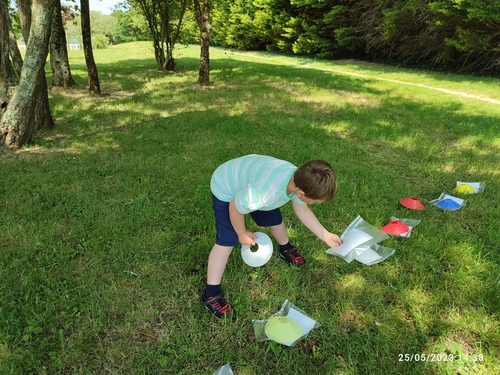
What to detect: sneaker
<box><xmin>280</xmin><ymin>246</ymin><xmax>306</xmax><ymax>267</ymax></box>
<box><xmin>201</xmin><ymin>293</ymin><xmax>235</xmax><ymax>320</ymax></box>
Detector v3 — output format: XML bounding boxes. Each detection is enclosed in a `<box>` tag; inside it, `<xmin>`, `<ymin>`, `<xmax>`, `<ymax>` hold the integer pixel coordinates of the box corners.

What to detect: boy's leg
<box><xmin>206</xmin><ymin>244</ymin><xmax>233</xmax><ymax>286</ymax></box>
<box><xmin>202</xmin><ymin>244</ymin><xmax>235</xmax><ymax>320</ymax></box>
<box><xmin>268</xmin><ymin>221</ymin><xmax>289</xmax><ymax>245</ymax></box>
<box><xmin>202</xmin><ymin>195</ymin><xmax>238</xmax><ymax>319</ymax></box>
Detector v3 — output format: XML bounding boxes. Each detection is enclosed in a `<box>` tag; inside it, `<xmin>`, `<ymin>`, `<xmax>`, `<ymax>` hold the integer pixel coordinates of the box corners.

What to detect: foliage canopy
<box><xmin>207</xmin><ymin>0</ymin><xmax>500</xmax><ymax>75</ymax></box>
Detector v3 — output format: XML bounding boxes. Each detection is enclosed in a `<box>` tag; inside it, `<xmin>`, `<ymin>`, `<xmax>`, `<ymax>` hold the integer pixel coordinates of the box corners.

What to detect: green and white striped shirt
<box><xmin>210</xmin><ymin>154</ymin><xmax>304</xmax><ymax>214</ymax></box>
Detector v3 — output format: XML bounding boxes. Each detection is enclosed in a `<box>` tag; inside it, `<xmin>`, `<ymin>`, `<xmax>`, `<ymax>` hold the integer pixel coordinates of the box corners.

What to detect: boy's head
<box><xmin>294</xmin><ymin>160</ymin><xmax>337</xmax><ymax>202</ymax></box>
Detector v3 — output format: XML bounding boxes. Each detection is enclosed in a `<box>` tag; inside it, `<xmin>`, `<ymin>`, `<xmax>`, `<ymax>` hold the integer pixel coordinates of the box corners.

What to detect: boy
<box><xmin>202</xmin><ymin>154</ymin><xmax>342</xmax><ymax>319</ymax></box>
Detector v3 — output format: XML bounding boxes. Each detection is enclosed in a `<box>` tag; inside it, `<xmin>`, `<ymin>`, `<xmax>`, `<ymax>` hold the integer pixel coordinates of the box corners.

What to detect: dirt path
<box><xmin>317</xmin><ymin>67</ymin><xmax>500</xmax><ymax>105</ymax></box>
<box><xmin>234</xmin><ymin>52</ymin><xmax>500</xmax><ymax>105</ymax></box>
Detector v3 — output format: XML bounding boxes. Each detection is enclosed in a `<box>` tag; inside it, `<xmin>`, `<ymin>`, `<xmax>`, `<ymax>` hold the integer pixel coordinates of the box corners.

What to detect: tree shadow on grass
<box><xmin>4</xmin><ymin>55</ymin><xmax>499</xmax><ymax>374</ymax></box>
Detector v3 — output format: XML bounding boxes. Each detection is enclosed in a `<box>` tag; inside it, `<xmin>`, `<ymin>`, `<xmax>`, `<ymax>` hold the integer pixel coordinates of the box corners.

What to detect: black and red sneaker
<box><xmin>280</xmin><ymin>246</ymin><xmax>306</xmax><ymax>267</ymax></box>
<box><xmin>201</xmin><ymin>293</ymin><xmax>235</xmax><ymax>320</ymax></box>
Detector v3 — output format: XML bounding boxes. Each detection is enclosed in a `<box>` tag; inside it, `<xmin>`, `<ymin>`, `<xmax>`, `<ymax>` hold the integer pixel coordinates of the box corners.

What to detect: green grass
<box><xmin>1</xmin><ymin>42</ymin><xmax>499</xmax><ymax>374</ymax></box>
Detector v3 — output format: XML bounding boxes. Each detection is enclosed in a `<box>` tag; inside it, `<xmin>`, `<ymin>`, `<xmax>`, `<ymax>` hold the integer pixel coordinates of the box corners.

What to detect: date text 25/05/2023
<box><xmin>398</xmin><ymin>353</ymin><xmax>484</xmax><ymax>362</ymax></box>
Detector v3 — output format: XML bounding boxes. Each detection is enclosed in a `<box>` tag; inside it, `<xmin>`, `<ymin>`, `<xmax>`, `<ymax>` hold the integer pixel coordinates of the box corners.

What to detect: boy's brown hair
<box><xmin>294</xmin><ymin>160</ymin><xmax>337</xmax><ymax>201</ymax></box>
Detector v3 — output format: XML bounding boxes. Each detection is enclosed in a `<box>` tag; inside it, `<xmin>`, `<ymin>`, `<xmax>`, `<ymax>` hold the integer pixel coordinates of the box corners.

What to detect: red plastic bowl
<box><xmin>382</xmin><ymin>220</ymin><xmax>410</xmax><ymax>235</ymax></box>
<box><xmin>400</xmin><ymin>197</ymin><xmax>424</xmax><ymax>210</ymax></box>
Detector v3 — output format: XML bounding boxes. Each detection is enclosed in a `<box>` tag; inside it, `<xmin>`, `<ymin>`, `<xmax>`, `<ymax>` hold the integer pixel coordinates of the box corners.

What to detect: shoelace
<box><xmin>283</xmin><ymin>248</ymin><xmax>304</xmax><ymax>264</ymax></box>
<box><xmin>208</xmin><ymin>296</ymin><xmax>231</xmax><ymax>314</ymax></box>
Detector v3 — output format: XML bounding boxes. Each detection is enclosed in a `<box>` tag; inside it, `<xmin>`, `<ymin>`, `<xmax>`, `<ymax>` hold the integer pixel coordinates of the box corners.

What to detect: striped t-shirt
<box><xmin>210</xmin><ymin>154</ymin><xmax>305</xmax><ymax>214</ymax></box>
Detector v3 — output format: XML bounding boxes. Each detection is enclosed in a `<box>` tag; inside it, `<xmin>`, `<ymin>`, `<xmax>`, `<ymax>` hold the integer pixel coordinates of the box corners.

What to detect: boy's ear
<box><xmin>296</xmin><ymin>189</ymin><xmax>306</xmax><ymax>197</ymax></box>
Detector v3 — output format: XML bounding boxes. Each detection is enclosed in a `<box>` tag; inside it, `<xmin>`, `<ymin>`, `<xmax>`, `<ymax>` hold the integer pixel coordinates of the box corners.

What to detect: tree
<box><xmin>205</xmin><ymin>0</ymin><xmax>500</xmax><ymax>76</ymax></box>
<box><xmin>165</xmin><ymin>0</ymin><xmax>189</xmax><ymax>70</ymax></box>
<box><xmin>17</xmin><ymin>0</ymin><xmax>55</xmax><ymax>132</ymax></box>
<box><xmin>50</xmin><ymin>0</ymin><xmax>76</xmax><ymax>88</ymax></box>
<box><xmin>16</xmin><ymin>0</ymin><xmax>31</xmax><ymax>42</ymax></box>
<box><xmin>7</xmin><ymin>7</ymin><xmax>23</xmax><ymax>77</ymax></box>
<box><xmin>133</xmin><ymin>0</ymin><xmax>189</xmax><ymax>71</ymax></box>
<box><xmin>90</xmin><ymin>9</ymin><xmax>118</xmax><ymax>44</ymax></box>
<box><xmin>0</xmin><ymin>0</ymin><xmax>18</xmax><ymax>103</ymax></box>
<box><xmin>0</xmin><ymin>0</ymin><xmax>57</xmax><ymax>149</ymax></box>
<box><xmin>428</xmin><ymin>0</ymin><xmax>500</xmax><ymax>74</ymax></box>
<box><xmin>80</xmin><ymin>0</ymin><xmax>101</xmax><ymax>95</ymax></box>
<box><xmin>193</xmin><ymin>0</ymin><xmax>210</xmax><ymax>85</ymax></box>
<box><xmin>112</xmin><ymin>9</ymin><xmax>150</xmax><ymax>44</ymax></box>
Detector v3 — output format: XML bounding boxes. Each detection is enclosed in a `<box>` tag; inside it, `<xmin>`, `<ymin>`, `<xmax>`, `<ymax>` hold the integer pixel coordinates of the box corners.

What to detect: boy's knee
<box><xmin>268</xmin><ymin>221</ymin><xmax>285</xmax><ymax>230</ymax></box>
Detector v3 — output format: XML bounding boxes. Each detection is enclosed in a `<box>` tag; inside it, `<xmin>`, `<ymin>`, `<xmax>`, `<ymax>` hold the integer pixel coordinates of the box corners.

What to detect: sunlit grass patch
<box><xmin>1</xmin><ymin>42</ymin><xmax>499</xmax><ymax>374</ymax></box>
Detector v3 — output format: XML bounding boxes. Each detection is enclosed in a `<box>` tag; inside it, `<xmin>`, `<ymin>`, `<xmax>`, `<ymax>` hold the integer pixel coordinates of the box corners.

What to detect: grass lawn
<box><xmin>1</xmin><ymin>42</ymin><xmax>499</xmax><ymax>374</ymax></box>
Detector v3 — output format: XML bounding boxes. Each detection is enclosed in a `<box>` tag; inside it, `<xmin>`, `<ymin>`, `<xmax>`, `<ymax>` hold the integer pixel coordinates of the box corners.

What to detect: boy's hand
<box><xmin>324</xmin><ymin>231</ymin><xmax>342</xmax><ymax>248</ymax></box>
<box><xmin>238</xmin><ymin>231</ymin><xmax>257</xmax><ymax>246</ymax></box>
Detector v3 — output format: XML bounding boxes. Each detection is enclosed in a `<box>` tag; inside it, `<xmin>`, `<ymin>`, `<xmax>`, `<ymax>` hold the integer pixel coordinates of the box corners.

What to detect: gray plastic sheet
<box><xmin>212</xmin><ymin>364</ymin><xmax>234</xmax><ymax>375</ymax></box>
<box><xmin>327</xmin><ymin>215</ymin><xmax>396</xmax><ymax>265</ymax></box>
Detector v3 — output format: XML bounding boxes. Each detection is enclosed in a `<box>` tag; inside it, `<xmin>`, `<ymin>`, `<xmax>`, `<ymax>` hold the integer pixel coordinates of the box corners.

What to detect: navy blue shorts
<box><xmin>212</xmin><ymin>194</ymin><xmax>283</xmax><ymax>246</ymax></box>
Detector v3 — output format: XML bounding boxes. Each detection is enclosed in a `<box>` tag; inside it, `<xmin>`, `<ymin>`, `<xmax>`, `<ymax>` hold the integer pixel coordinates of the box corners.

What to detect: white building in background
<box><xmin>17</xmin><ymin>43</ymin><xmax>82</xmax><ymax>50</ymax></box>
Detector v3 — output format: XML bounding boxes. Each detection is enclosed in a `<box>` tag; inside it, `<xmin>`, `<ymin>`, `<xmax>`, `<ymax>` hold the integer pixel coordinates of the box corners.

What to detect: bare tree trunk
<box><xmin>0</xmin><ymin>0</ymin><xmax>11</xmax><ymax>100</ymax></box>
<box><xmin>136</xmin><ymin>0</ymin><xmax>166</xmax><ymax>70</ymax></box>
<box><xmin>161</xmin><ymin>1</ymin><xmax>173</xmax><ymax>71</ymax></box>
<box><xmin>17</xmin><ymin>0</ymin><xmax>54</xmax><ymax>131</ymax></box>
<box><xmin>51</xmin><ymin>0</ymin><xmax>76</xmax><ymax>88</ymax></box>
<box><xmin>193</xmin><ymin>0</ymin><xmax>210</xmax><ymax>86</ymax></box>
<box><xmin>1</xmin><ymin>1</ymin><xmax>19</xmax><ymax>120</ymax></box>
<box><xmin>80</xmin><ymin>0</ymin><xmax>100</xmax><ymax>95</ymax></box>
<box><xmin>135</xmin><ymin>0</ymin><xmax>187</xmax><ymax>72</ymax></box>
<box><xmin>0</xmin><ymin>0</ymin><xmax>56</xmax><ymax>149</ymax></box>
<box><xmin>7</xmin><ymin>10</ymin><xmax>23</xmax><ymax>78</ymax></box>
<box><xmin>17</xmin><ymin>0</ymin><xmax>32</xmax><ymax>43</ymax></box>
<box><xmin>4</xmin><ymin>56</ymin><xmax>17</xmax><ymax>89</ymax></box>
<box><xmin>1</xmin><ymin>0</ymin><xmax>18</xmax><ymax>98</ymax></box>
<box><xmin>153</xmin><ymin>38</ymin><xmax>166</xmax><ymax>69</ymax></box>
<box><xmin>34</xmin><ymin>71</ymin><xmax>54</xmax><ymax>131</ymax></box>
<box><xmin>163</xmin><ymin>0</ymin><xmax>188</xmax><ymax>72</ymax></box>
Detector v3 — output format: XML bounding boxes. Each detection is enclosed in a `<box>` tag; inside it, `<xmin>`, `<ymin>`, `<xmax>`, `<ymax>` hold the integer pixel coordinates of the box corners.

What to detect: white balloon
<box><xmin>241</xmin><ymin>232</ymin><xmax>273</xmax><ymax>267</ymax></box>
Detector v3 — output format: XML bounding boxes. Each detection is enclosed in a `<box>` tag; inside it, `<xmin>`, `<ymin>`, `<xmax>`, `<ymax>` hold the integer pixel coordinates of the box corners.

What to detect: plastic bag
<box><xmin>253</xmin><ymin>300</ymin><xmax>320</xmax><ymax>346</ymax></box>
<box><xmin>212</xmin><ymin>364</ymin><xmax>234</xmax><ymax>375</ymax></box>
<box><xmin>327</xmin><ymin>215</ymin><xmax>395</xmax><ymax>265</ymax></box>
<box><xmin>382</xmin><ymin>216</ymin><xmax>421</xmax><ymax>238</ymax></box>
<box><xmin>429</xmin><ymin>193</ymin><xmax>466</xmax><ymax>210</ymax></box>
<box><xmin>455</xmin><ymin>181</ymin><xmax>485</xmax><ymax>194</ymax></box>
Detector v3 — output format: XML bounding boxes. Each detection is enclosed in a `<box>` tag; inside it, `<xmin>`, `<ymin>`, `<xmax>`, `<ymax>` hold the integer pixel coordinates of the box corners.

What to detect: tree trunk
<box><xmin>80</xmin><ymin>0</ymin><xmax>101</xmax><ymax>95</ymax></box>
<box><xmin>0</xmin><ymin>0</ymin><xmax>18</xmax><ymax>99</ymax></box>
<box><xmin>135</xmin><ymin>0</ymin><xmax>187</xmax><ymax>72</ymax></box>
<box><xmin>34</xmin><ymin>71</ymin><xmax>54</xmax><ymax>131</ymax></box>
<box><xmin>7</xmin><ymin>9</ymin><xmax>23</xmax><ymax>78</ymax></box>
<box><xmin>17</xmin><ymin>0</ymin><xmax>32</xmax><ymax>44</ymax></box>
<box><xmin>161</xmin><ymin>1</ymin><xmax>173</xmax><ymax>71</ymax></box>
<box><xmin>17</xmin><ymin>0</ymin><xmax>54</xmax><ymax>131</ymax></box>
<box><xmin>153</xmin><ymin>38</ymin><xmax>166</xmax><ymax>69</ymax></box>
<box><xmin>193</xmin><ymin>0</ymin><xmax>211</xmax><ymax>86</ymax></box>
<box><xmin>51</xmin><ymin>0</ymin><xmax>76</xmax><ymax>88</ymax></box>
<box><xmin>136</xmin><ymin>0</ymin><xmax>166</xmax><ymax>70</ymax></box>
<box><xmin>0</xmin><ymin>0</ymin><xmax>56</xmax><ymax>149</ymax></box>
<box><xmin>0</xmin><ymin>0</ymin><xmax>9</xmax><ymax>99</ymax></box>
<box><xmin>162</xmin><ymin>0</ymin><xmax>188</xmax><ymax>72</ymax></box>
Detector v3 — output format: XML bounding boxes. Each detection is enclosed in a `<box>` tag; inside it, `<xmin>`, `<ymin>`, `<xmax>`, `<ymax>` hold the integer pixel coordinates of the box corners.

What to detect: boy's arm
<box><xmin>229</xmin><ymin>199</ymin><xmax>257</xmax><ymax>246</ymax></box>
<box><xmin>292</xmin><ymin>201</ymin><xmax>342</xmax><ymax>248</ymax></box>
